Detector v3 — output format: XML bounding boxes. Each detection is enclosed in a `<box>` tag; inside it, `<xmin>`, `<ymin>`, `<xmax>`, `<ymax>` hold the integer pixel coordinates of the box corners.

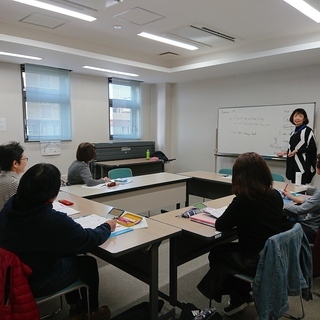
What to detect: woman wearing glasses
<box><xmin>0</xmin><ymin>141</ymin><xmax>28</xmax><ymax>210</ymax></box>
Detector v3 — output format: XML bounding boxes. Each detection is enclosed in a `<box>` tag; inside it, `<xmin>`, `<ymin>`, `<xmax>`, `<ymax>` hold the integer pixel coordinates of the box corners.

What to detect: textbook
<box><xmin>190</xmin><ymin>212</ymin><xmax>216</xmax><ymax>227</ymax></box>
<box><xmin>193</xmin><ymin>203</ymin><xmax>227</xmax><ymax>219</ymax></box>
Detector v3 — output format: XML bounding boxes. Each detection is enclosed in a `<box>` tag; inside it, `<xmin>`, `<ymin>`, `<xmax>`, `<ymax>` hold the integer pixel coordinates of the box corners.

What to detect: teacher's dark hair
<box><xmin>16</xmin><ymin>163</ymin><xmax>61</xmax><ymax>204</ymax></box>
<box><xmin>289</xmin><ymin>108</ymin><xmax>309</xmax><ymax>125</ymax></box>
<box><xmin>232</xmin><ymin>152</ymin><xmax>273</xmax><ymax>199</ymax></box>
<box><xmin>76</xmin><ymin>142</ymin><xmax>97</xmax><ymax>162</ymax></box>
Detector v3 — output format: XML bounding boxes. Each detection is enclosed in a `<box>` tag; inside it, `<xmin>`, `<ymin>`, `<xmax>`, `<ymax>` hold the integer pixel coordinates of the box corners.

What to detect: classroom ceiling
<box><xmin>1</xmin><ymin>0</ymin><xmax>320</xmax><ymax>83</ymax></box>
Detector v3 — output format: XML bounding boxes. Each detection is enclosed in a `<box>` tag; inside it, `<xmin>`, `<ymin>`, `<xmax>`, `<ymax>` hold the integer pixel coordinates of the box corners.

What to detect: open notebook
<box><xmin>74</xmin><ymin>214</ymin><xmax>133</xmax><ymax>238</ymax></box>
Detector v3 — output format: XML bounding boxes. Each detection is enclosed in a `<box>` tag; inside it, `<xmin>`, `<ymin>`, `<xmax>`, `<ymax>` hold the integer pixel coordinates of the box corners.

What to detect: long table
<box><xmin>61</xmin><ymin>172</ymin><xmax>190</xmax><ymax>214</ymax></box>
<box><xmin>179</xmin><ymin>171</ymin><xmax>308</xmax><ymax>204</ymax></box>
<box><xmin>151</xmin><ymin>195</ymin><xmax>237</xmax><ymax>307</ymax></box>
<box><xmin>57</xmin><ymin>191</ymin><xmax>181</xmax><ymax>320</ymax></box>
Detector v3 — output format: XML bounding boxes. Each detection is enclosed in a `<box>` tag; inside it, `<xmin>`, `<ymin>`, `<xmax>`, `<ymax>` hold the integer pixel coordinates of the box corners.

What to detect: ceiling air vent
<box><xmin>167</xmin><ymin>24</ymin><xmax>236</xmax><ymax>48</ymax></box>
<box><xmin>190</xmin><ymin>25</ymin><xmax>235</xmax><ymax>42</ymax></box>
<box><xmin>159</xmin><ymin>52</ymin><xmax>179</xmax><ymax>57</ymax></box>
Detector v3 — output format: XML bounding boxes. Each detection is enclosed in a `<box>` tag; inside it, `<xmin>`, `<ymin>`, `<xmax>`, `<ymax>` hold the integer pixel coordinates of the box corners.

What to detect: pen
<box><xmin>284</xmin><ymin>184</ymin><xmax>288</xmax><ymax>192</ymax></box>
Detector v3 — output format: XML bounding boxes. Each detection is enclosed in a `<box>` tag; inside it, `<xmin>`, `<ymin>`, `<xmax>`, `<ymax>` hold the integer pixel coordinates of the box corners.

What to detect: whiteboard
<box><xmin>217</xmin><ymin>103</ymin><xmax>315</xmax><ymax>157</ymax></box>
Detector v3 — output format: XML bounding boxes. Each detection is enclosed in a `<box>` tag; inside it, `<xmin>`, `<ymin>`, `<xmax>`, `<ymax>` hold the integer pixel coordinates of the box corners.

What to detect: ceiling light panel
<box><xmin>13</xmin><ymin>0</ymin><xmax>97</xmax><ymax>21</ymax></box>
<box><xmin>283</xmin><ymin>0</ymin><xmax>320</xmax><ymax>23</ymax></box>
<box><xmin>138</xmin><ymin>32</ymin><xmax>198</xmax><ymax>51</ymax></box>
<box><xmin>83</xmin><ymin>66</ymin><xmax>139</xmax><ymax>77</ymax></box>
<box><xmin>0</xmin><ymin>51</ymin><xmax>42</xmax><ymax>60</ymax></box>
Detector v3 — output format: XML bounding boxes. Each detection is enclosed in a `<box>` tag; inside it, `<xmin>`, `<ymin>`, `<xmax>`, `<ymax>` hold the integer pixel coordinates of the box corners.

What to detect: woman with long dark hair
<box><xmin>197</xmin><ymin>152</ymin><xmax>283</xmax><ymax>316</ymax></box>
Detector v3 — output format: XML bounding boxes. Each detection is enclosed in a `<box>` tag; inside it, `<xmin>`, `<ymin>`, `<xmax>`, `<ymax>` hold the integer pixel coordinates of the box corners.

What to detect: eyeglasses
<box><xmin>21</xmin><ymin>157</ymin><xmax>28</xmax><ymax>162</ymax></box>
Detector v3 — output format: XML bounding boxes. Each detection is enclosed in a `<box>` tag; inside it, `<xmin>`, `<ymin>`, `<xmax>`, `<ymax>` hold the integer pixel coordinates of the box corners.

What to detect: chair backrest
<box><xmin>0</xmin><ymin>247</ymin><xmax>40</xmax><ymax>320</ymax></box>
<box><xmin>252</xmin><ymin>223</ymin><xmax>312</xmax><ymax>319</ymax></box>
<box><xmin>108</xmin><ymin>168</ymin><xmax>133</xmax><ymax>179</ymax></box>
<box><xmin>272</xmin><ymin>173</ymin><xmax>285</xmax><ymax>182</ymax></box>
<box><xmin>218</xmin><ymin>168</ymin><xmax>232</xmax><ymax>175</ymax></box>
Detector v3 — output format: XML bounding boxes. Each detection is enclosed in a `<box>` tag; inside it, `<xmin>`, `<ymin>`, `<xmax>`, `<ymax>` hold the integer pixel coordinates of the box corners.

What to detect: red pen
<box><xmin>284</xmin><ymin>184</ymin><xmax>288</xmax><ymax>192</ymax></box>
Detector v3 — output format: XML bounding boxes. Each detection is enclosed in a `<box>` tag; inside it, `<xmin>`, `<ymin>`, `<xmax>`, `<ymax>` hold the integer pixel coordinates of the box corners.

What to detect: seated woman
<box><xmin>197</xmin><ymin>152</ymin><xmax>283</xmax><ymax>316</ymax></box>
<box><xmin>68</xmin><ymin>142</ymin><xmax>109</xmax><ymax>186</ymax></box>
<box><xmin>282</xmin><ymin>153</ymin><xmax>320</xmax><ymax>243</ymax></box>
<box><xmin>0</xmin><ymin>163</ymin><xmax>116</xmax><ymax>320</ymax></box>
<box><xmin>0</xmin><ymin>141</ymin><xmax>28</xmax><ymax>210</ymax></box>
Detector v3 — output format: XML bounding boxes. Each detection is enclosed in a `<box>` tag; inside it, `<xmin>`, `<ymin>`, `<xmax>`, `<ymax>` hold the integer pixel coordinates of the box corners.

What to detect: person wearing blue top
<box><xmin>68</xmin><ymin>142</ymin><xmax>110</xmax><ymax>186</ymax></box>
<box><xmin>277</xmin><ymin>108</ymin><xmax>317</xmax><ymax>184</ymax></box>
<box><xmin>0</xmin><ymin>163</ymin><xmax>116</xmax><ymax>320</ymax></box>
<box><xmin>282</xmin><ymin>153</ymin><xmax>320</xmax><ymax>243</ymax></box>
<box><xmin>197</xmin><ymin>152</ymin><xmax>283</xmax><ymax>316</ymax></box>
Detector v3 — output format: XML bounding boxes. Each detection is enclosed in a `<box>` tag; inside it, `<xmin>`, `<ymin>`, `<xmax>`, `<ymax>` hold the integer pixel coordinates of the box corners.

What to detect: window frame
<box><xmin>21</xmin><ymin>64</ymin><xmax>72</xmax><ymax>142</ymax></box>
<box><xmin>108</xmin><ymin>77</ymin><xmax>142</xmax><ymax>140</ymax></box>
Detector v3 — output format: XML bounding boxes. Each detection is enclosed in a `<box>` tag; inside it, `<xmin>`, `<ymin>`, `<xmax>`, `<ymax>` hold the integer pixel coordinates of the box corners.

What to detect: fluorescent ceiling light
<box><xmin>83</xmin><ymin>66</ymin><xmax>139</xmax><ymax>77</ymax></box>
<box><xmin>0</xmin><ymin>51</ymin><xmax>42</xmax><ymax>60</ymax></box>
<box><xmin>13</xmin><ymin>0</ymin><xmax>97</xmax><ymax>22</ymax></box>
<box><xmin>283</xmin><ymin>0</ymin><xmax>320</xmax><ymax>23</ymax></box>
<box><xmin>138</xmin><ymin>32</ymin><xmax>198</xmax><ymax>51</ymax></box>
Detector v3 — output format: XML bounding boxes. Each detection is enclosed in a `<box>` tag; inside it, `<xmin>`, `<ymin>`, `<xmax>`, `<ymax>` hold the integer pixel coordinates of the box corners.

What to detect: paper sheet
<box><xmin>53</xmin><ymin>201</ymin><xmax>80</xmax><ymax>216</ymax></box>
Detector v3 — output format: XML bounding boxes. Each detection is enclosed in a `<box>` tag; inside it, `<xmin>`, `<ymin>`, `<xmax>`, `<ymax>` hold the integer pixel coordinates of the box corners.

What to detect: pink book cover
<box><xmin>190</xmin><ymin>212</ymin><xmax>216</xmax><ymax>227</ymax></box>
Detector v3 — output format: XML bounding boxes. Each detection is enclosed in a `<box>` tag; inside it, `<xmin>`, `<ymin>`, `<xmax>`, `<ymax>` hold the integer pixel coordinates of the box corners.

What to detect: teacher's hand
<box><xmin>288</xmin><ymin>150</ymin><xmax>298</xmax><ymax>157</ymax></box>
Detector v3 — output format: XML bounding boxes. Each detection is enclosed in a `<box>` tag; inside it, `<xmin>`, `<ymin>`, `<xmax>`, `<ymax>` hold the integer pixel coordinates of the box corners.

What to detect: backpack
<box><xmin>152</xmin><ymin>151</ymin><xmax>169</xmax><ymax>163</ymax></box>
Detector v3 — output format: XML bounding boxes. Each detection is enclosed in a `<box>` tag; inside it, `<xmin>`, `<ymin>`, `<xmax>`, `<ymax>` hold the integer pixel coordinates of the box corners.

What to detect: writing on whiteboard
<box><xmin>218</xmin><ymin>104</ymin><xmax>315</xmax><ymax>156</ymax></box>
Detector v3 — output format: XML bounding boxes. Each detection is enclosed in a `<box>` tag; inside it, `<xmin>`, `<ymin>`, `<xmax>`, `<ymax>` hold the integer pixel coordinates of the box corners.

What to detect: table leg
<box><xmin>148</xmin><ymin>243</ymin><xmax>160</xmax><ymax>320</ymax></box>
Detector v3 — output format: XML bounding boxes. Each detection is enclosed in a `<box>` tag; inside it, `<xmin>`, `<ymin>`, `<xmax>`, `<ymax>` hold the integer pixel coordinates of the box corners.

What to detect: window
<box><xmin>21</xmin><ymin>64</ymin><xmax>72</xmax><ymax>142</ymax></box>
<box><xmin>108</xmin><ymin>77</ymin><xmax>141</xmax><ymax>140</ymax></box>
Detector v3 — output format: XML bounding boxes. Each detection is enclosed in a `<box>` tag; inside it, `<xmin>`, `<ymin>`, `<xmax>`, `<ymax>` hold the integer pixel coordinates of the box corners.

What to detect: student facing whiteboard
<box><xmin>277</xmin><ymin>108</ymin><xmax>317</xmax><ymax>184</ymax></box>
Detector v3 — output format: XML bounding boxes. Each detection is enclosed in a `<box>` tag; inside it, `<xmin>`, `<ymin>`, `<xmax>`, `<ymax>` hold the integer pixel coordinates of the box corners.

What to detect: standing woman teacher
<box><xmin>278</xmin><ymin>108</ymin><xmax>317</xmax><ymax>184</ymax></box>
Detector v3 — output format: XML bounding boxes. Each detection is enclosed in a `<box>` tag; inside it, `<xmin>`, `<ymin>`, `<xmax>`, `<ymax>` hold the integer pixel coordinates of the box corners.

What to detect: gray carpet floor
<box><xmin>40</xmin><ymin>238</ymin><xmax>320</xmax><ymax>320</ymax></box>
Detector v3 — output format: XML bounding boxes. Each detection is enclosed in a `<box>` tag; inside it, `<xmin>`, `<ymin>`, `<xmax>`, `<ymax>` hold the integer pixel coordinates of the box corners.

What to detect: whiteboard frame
<box><xmin>216</xmin><ymin>102</ymin><xmax>316</xmax><ymax>158</ymax></box>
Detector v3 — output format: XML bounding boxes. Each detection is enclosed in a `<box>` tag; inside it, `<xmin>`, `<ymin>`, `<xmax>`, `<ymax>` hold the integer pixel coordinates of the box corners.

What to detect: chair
<box><xmin>108</xmin><ymin>168</ymin><xmax>133</xmax><ymax>180</ymax></box>
<box><xmin>60</xmin><ymin>174</ymin><xmax>68</xmax><ymax>186</ymax></box>
<box><xmin>36</xmin><ymin>279</ymin><xmax>90</xmax><ymax>319</ymax></box>
<box><xmin>233</xmin><ymin>224</ymin><xmax>312</xmax><ymax>320</ymax></box>
<box><xmin>218</xmin><ymin>168</ymin><xmax>232</xmax><ymax>175</ymax></box>
<box><xmin>272</xmin><ymin>172</ymin><xmax>285</xmax><ymax>182</ymax></box>
<box><xmin>0</xmin><ymin>247</ymin><xmax>40</xmax><ymax>320</ymax></box>
<box><xmin>0</xmin><ymin>247</ymin><xmax>90</xmax><ymax>320</ymax></box>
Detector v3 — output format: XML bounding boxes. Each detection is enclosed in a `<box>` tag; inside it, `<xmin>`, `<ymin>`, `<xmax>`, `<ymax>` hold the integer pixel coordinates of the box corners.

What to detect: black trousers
<box><xmin>29</xmin><ymin>255</ymin><xmax>100</xmax><ymax>311</ymax></box>
<box><xmin>197</xmin><ymin>243</ymin><xmax>259</xmax><ymax>303</ymax></box>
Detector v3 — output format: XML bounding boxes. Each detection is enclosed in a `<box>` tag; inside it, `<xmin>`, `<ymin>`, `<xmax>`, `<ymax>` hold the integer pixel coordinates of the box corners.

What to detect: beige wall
<box><xmin>1</xmin><ymin>61</ymin><xmax>320</xmax><ymax>186</ymax></box>
<box><xmin>169</xmin><ymin>64</ymin><xmax>320</xmax><ymax>187</ymax></box>
<box><xmin>0</xmin><ymin>62</ymin><xmax>153</xmax><ymax>175</ymax></box>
